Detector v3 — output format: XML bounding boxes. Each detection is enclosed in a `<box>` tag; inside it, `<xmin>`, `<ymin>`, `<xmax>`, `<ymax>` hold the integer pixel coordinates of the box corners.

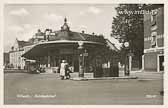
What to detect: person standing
<box><xmin>60</xmin><ymin>60</ymin><xmax>66</xmax><ymax>80</ymax></box>
<box><xmin>65</xmin><ymin>61</ymin><xmax>71</xmax><ymax>79</ymax></box>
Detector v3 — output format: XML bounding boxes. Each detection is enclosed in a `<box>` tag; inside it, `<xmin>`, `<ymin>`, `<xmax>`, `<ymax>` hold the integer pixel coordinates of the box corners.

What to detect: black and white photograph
<box><xmin>2</xmin><ymin>2</ymin><xmax>165</xmax><ymax>105</ymax></box>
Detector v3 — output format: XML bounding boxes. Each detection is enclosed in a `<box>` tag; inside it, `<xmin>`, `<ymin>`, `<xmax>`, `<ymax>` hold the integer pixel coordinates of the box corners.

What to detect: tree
<box><xmin>111</xmin><ymin>4</ymin><xmax>146</xmax><ymax>68</ymax></box>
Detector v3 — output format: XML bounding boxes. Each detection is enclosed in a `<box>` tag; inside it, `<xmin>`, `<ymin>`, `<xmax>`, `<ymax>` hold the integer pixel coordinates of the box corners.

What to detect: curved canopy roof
<box><xmin>22</xmin><ymin>18</ymin><xmax>118</xmax><ymax>59</ymax></box>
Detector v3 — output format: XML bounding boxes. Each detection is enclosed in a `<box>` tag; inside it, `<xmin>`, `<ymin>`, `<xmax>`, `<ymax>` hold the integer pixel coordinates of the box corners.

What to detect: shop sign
<box><xmin>60</xmin><ymin>49</ymin><xmax>73</xmax><ymax>54</ymax></box>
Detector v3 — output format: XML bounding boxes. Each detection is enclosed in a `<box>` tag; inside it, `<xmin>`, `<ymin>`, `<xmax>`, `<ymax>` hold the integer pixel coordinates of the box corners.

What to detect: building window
<box><xmin>151</xmin><ymin>32</ymin><xmax>157</xmax><ymax>48</ymax></box>
<box><xmin>151</xmin><ymin>10</ymin><xmax>157</xmax><ymax>27</ymax></box>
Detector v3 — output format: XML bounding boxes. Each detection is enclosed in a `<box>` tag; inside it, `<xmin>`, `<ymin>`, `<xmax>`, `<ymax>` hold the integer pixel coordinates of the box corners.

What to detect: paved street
<box><xmin>4</xmin><ymin>72</ymin><xmax>163</xmax><ymax>105</ymax></box>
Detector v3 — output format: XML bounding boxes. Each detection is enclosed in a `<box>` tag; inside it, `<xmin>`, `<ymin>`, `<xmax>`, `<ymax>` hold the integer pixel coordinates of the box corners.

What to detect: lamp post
<box><xmin>124</xmin><ymin>41</ymin><xmax>134</xmax><ymax>76</ymax></box>
<box><xmin>78</xmin><ymin>41</ymin><xmax>84</xmax><ymax>77</ymax></box>
<box><xmin>123</xmin><ymin>41</ymin><xmax>130</xmax><ymax>76</ymax></box>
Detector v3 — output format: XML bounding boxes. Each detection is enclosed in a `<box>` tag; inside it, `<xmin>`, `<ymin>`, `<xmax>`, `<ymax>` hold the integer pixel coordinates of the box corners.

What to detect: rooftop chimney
<box><xmin>82</xmin><ymin>30</ymin><xmax>85</xmax><ymax>34</ymax></box>
<box><xmin>38</xmin><ymin>29</ymin><xmax>41</xmax><ymax>33</ymax></box>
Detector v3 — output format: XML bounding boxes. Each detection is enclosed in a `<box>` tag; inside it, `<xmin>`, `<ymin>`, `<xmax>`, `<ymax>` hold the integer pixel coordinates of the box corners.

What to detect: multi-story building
<box><xmin>3</xmin><ymin>52</ymin><xmax>9</xmax><ymax>68</ymax></box>
<box><xmin>9</xmin><ymin>39</ymin><xmax>33</xmax><ymax>69</ymax></box>
<box><xmin>143</xmin><ymin>4</ymin><xmax>164</xmax><ymax>72</ymax></box>
<box><xmin>9</xmin><ymin>29</ymin><xmax>49</xmax><ymax>69</ymax></box>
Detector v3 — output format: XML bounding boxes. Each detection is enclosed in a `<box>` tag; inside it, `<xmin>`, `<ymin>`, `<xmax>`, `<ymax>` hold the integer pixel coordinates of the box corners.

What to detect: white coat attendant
<box><xmin>60</xmin><ymin>60</ymin><xmax>67</xmax><ymax>79</ymax></box>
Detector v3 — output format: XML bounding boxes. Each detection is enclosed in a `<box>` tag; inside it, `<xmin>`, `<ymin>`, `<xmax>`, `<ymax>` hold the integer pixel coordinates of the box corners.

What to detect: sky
<box><xmin>4</xmin><ymin>4</ymin><xmax>120</xmax><ymax>52</ymax></box>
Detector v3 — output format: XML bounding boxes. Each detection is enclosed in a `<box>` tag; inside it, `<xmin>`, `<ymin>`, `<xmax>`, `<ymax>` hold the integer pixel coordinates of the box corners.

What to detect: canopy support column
<box><xmin>47</xmin><ymin>52</ymin><xmax>51</xmax><ymax>67</ymax></box>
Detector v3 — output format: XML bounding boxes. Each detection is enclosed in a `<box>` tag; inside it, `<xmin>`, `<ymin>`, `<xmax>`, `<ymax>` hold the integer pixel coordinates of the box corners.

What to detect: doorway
<box><xmin>74</xmin><ymin>57</ymin><xmax>79</xmax><ymax>72</ymax></box>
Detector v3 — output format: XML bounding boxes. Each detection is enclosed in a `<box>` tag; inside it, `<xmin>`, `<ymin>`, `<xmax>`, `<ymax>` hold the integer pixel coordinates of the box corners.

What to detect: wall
<box><xmin>144</xmin><ymin>52</ymin><xmax>157</xmax><ymax>71</ymax></box>
<box><xmin>143</xmin><ymin>5</ymin><xmax>164</xmax><ymax>72</ymax></box>
<box><xmin>144</xmin><ymin>6</ymin><xmax>164</xmax><ymax>49</ymax></box>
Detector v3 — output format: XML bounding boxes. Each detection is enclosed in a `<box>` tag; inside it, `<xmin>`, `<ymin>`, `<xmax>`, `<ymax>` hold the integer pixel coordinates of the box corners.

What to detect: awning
<box><xmin>22</xmin><ymin>40</ymin><xmax>105</xmax><ymax>59</ymax></box>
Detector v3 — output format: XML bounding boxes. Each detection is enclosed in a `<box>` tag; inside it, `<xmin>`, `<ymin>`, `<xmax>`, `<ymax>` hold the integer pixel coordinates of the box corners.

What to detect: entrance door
<box><xmin>159</xmin><ymin>56</ymin><xmax>164</xmax><ymax>71</ymax></box>
<box><xmin>74</xmin><ymin>58</ymin><xmax>79</xmax><ymax>72</ymax></box>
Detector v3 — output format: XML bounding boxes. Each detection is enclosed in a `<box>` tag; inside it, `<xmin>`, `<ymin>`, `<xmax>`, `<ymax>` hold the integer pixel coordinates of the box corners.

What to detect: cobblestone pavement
<box><xmin>4</xmin><ymin>73</ymin><xmax>163</xmax><ymax>105</ymax></box>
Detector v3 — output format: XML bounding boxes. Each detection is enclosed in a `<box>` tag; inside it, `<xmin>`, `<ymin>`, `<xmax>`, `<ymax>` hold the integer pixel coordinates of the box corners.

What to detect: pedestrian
<box><xmin>65</xmin><ymin>61</ymin><xmax>71</xmax><ymax>79</ymax></box>
<box><xmin>60</xmin><ymin>60</ymin><xmax>66</xmax><ymax>80</ymax></box>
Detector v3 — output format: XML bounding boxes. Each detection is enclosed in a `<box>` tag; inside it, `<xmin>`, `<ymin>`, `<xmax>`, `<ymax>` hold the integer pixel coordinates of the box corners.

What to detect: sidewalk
<box><xmin>71</xmin><ymin>76</ymin><xmax>138</xmax><ymax>81</ymax></box>
<box><xmin>70</xmin><ymin>72</ymin><xmax>138</xmax><ymax>81</ymax></box>
<box><xmin>130</xmin><ymin>70</ymin><xmax>163</xmax><ymax>80</ymax></box>
<box><xmin>4</xmin><ymin>69</ymin><xmax>27</xmax><ymax>73</ymax></box>
<box><xmin>71</xmin><ymin>70</ymin><xmax>163</xmax><ymax>81</ymax></box>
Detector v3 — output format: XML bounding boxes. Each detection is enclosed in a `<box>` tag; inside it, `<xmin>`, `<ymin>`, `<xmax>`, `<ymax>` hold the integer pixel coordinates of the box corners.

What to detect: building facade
<box><xmin>143</xmin><ymin>4</ymin><xmax>164</xmax><ymax>72</ymax></box>
<box><xmin>3</xmin><ymin>52</ymin><xmax>9</xmax><ymax>68</ymax></box>
<box><xmin>9</xmin><ymin>39</ymin><xmax>33</xmax><ymax>69</ymax></box>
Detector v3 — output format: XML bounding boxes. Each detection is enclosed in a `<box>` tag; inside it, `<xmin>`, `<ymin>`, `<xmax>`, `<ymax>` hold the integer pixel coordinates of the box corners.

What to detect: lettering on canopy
<box><xmin>60</xmin><ymin>49</ymin><xmax>73</xmax><ymax>54</ymax></box>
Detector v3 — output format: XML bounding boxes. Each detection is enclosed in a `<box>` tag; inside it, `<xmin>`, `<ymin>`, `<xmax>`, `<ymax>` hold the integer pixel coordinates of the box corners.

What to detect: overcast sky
<box><xmin>4</xmin><ymin>4</ymin><xmax>120</xmax><ymax>52</ymax></box>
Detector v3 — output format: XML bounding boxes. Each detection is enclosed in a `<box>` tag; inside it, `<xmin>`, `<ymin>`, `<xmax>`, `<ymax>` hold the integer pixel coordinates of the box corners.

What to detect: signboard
<box><xmin>83</xmin><ymin>53</ymin><xmax>88</xmax><ymax>56</ymax></box>
<box><xmin>144</xmin><ymin>48</ymin><xmax>163</xmax><ymax>53</ymax></box>
<box><xmin>60</xmin><ymin>49</ymin><xmax>73</xmax><ymax>54</ymax></box>
<box><xmin>36</xmin><ymin>35</ymin><xmax>44</xmax><ymax>39</ymax></box>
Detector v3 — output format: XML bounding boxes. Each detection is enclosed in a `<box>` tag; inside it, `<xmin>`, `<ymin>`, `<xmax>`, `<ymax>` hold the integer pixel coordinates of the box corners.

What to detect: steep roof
<box><xmin>48</xmin><ymin>30</ymin><xmax>105</xmax><ymax>44</ymax></box>
<box><xmin>17</xmin><ymin>40</ymin><xmax>33</xmax><ymax>48</ymax></box>
<box><xmin>105</xmin><ymin>39</ymin><xmax>119</xmax><ymax>51</ymax></box>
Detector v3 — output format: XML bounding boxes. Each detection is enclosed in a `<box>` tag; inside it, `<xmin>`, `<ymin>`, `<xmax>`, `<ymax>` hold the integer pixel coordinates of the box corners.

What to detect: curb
<box><xmin>71</xmin><ymin>76</ymin><xmax>138</xmax><ymax>81</ymax></box>
<box><xmin>71</xmin><ymin>77</ymin><xmax>88</xmax><ymax>81</ymax></box>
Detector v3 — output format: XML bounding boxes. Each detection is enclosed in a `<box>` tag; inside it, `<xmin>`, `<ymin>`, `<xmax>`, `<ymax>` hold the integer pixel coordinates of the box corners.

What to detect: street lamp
<box><xmin>78</xmin><ymin>41</ymin><xmax>84</xmax><ymax>77</ymax></box>
<box><xmin>123</xmin><ymin>41</ymin><xmax>130</xmax><ymax>76</ymax></box>
<box><xmin>124</xmin><ymin>42</ymin><xmax>129</xmax><ymax>48</ymax></box>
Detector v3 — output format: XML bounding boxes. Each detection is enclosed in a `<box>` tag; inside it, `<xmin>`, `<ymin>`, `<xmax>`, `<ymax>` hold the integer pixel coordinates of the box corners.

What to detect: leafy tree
<box><xmin>111</xmin><ymin>4</ymin><xmax>146</xmax><ymax>68</ymax></box>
